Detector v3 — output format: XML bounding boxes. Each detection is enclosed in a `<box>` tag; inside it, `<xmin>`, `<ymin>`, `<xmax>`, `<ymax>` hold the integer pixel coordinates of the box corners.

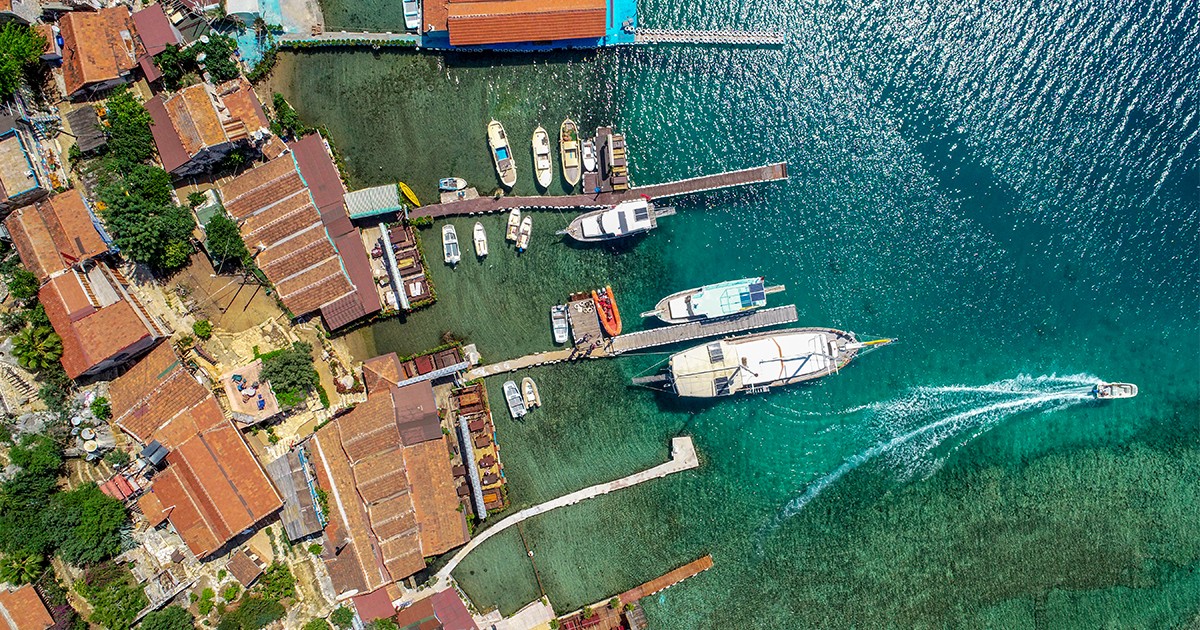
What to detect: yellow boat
<box><xmin>399</xmin><ymin>182</ymin><xmax>421</xmax><ymax>207</ymax></box>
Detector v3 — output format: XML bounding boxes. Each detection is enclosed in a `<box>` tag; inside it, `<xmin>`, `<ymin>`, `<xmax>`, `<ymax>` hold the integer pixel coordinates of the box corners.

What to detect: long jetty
<box><xmin>634</xmin><ymin>29</ymin><xmax>786</xmax><ymax>46</ymax></box>
<box><xmin>619</xmin><ymin>555</ymin><xmax>715</xmax><ymax>602</ymax></box>
<box><xmin>432</xmin><ymin>437</ymin><xmax>699</xmax><ymax>591</ymax></box>
<box><xmin>412</xmin><ymin>162</ymin><xmax>787</xmax><ymax>219</ymax></box>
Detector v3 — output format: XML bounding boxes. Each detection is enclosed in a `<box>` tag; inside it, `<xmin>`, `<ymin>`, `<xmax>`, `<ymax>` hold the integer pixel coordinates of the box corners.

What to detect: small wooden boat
<box><xmin>532</xmin><ymin>126</ymin><xmax>553</xmax><ymax>189</ymax></box>
<box><xmin>550</xmin><ymin>304</ymin><xmax>569</xmax><ymax>344</ymax></box>
<box><xmin>399</xmin><ymin>182</ymin><xmax>420</xmax><ymax>207</ymax></box>
<box><xmin>560</xmin><ymin>119</ymin><xmax>581</xmax><ymax>187</ymax></box>
<box><xmin>503</xmin><ymin>380</ymin><xmax>526</xmax><ymax>419</ymax></box>
<box><xmin>592</xmin><ymin>285</ymin><xmax>621</xmax><ymax>336</ymax></box>
<box><xmin>439</xmin><ymin>177</ymin><xmax>467</xmax><ymax>192</ymax></box>
<box><xmin>1092</xmin><ymin>382</ymin><xmax>1138</xmax><ymax>399</ymax></box>
<box><xmin>473</xmin><ymin>222</ymin><xmax>488</xmax><ymax>258</ymax></box>
<box><xmin>516</xmin><ymin>216</ymin><xmax>532</xmax><ymax>252</ymax></box>
<box><xmin>442</xmin><ymin>224</ymin><xmax>460</xmax><ymax>265</ymax></box>
<box><xmin>505</xmin><ymin>208</ymin><xmax>521</xmax><ymax>242</ymax></box>
<box><xmin>582</xmin><ymin>139</ymin><xmax>597</xmax><ymax>172</ymax></box>
<box><xmin>521</xmin><ymin>377</ymin><xmax>541</xmax><ymax>408</ymax></box>
<box><xmin>488</xmin><ymin>120</ymin><xmax>517</xmax><ymax>189</ymax></box>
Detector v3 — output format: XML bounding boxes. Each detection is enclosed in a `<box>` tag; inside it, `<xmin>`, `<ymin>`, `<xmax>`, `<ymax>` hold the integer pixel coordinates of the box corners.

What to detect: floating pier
<box><xmin>634</xmin><ymin>28</ymin><xmax>786</xmax><ymax>46</ymax></box>
<box><xmin>609</xmin><ymin>305</ymin><xmax>798</xmax><ymax>355</ymax></box>
<box><xmin>619</xmin><ymin>555</ymin><xmax>715</xmax><ymax>602</ymax></box>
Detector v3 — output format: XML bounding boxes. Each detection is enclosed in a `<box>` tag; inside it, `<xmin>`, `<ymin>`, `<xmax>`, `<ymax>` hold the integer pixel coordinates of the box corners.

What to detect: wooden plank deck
<box><xmin>411</xmin><ymin>162</ymin><xmax>787</xmax><ymax>219</ymax></box>
<box><xmin>619</xmin><ymin>555</ymin><xmax>715</xmax><ymax>602</ymax></box>
<box><xmin>609</xmin><ymin>305</ymin><xmax>799</xmax><ymax>354</ymax></box>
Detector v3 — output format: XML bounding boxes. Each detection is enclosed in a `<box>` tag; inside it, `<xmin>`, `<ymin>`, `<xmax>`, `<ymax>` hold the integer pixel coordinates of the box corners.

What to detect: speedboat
<box><xmin>473</xmin><ymin>222</ymin><xmax>488</xmax><ymax>258</ymax></box>
<box><xmin>439</xmin><ymin>177</ymin><xmax>467</xmax><ymax>192</ymax></box>
<box><xmin>521</xmin><ymin>377</ymin><xmax>541</xmax><ymax>408</ymax></box>
<box><xmin>505</xmin><ymin>208</ymin><xmax>521</xmax><ymax>242</ymax></box>
<box><xmin>560</xmin><ymin>119</ymin><xmax>581</xmax><ymax>187</ymax></box>
<box><xmin>488</xmin><ymin>120</ymin><xmax>517</xmax><ymax>189</ymax></box>
<box><xmin>516</xmin><ymin>216</ymin><xmax>532</xmax><ymax>252</ymax></box>
<box><xmin>399</xmin><ymin>182</ymin><xmax>420</xmax><ymax>207</ymax></box>
<box><xmin>581</xmin><ymin>139</ymin><xmax>597</xmax><ymax>172</ymax></box>
<box><xmin>503</xmin><ymin>380</ymin><xmax>526</xmax><ymax>419</ymax></box>
<box><xmin>641</xmin><ymin>277</ymin><xmax>786</xmax><ymax>324</ymax></box>
<box><xmin>592</xmin><ymin>285</ymin><xmax>621</xmax><ymax>336</ymax></box>
<box><xmin>402</xmin><ymin>0</ymin><xmax>420</xmax><ymax>30</ymax></box>
<box><xmin>558</xmin><ymin>199</ymin><xmax>676</xmax><ymax>243</ymax></box>
<box><xmin>442</xmin><ymin>224</ymin><xmax>460</xmax><ymax>265</ymax></box>
<box><xmin>550</xmin><ymin>305</ymin><xmax>570</xmax><ymax>344</ymax></box>
<box><xmin>1091</xmin><ymin>382</ymin><xmax>1138</xmax><ymax>399</ymax></box>
<box><xmin>532</xmin><ymin>126</ymin><xmax>553</xmax><ymax>189</ymax></box>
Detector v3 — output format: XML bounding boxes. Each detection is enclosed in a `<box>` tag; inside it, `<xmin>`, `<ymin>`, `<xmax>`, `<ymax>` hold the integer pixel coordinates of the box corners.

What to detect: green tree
<box><xmin>260</xmin><ymin>342</ymin><xmax>318</xmax><ymax>406</ymax></box>
<box><xmin>193</xmin><ymin>319</ymin><xmax>213</xmax><ymax>340</ymax></box>
<box><xmin>103</xmin><ymin>87</ymin><xmax>155</xmax><ymax>167</ymax></box>
<box><xmin>0</xmin><ymin>435</ymin><xmax>61</xmax><ymax>558</ymax></box>
<box><xmin>5</xmin><ymin>267</ymin><xmax>38</xmax><ymax>301</ymax></box>
<box><xmin>91</xmin><ymin>396</ymin><xmax>112</xmax><ymax>421</ymax></box>
<box><xmin>205</xmin><ymin>213</ymin><xmax>249</xmax><ymax>270</ymax></box>
<box><xmin>303</xmin><ymin>619</ymin><xmax>331</xmax><ymax>630</ymax></box>
<box><xmin>47</xmin><ymin>483</ymin><xmax>127</xmax><ymax>566</ymax></box>
<box><xmin>367</xmin><ymin>620</ymin><xmax>399</xmax><ymax>630</ymax></box>
<box><xmin>252</xmin><ymin>562</ymin><xmax>295</xmax><ymax>600</ymax></box>
<box><xmin>75</xmin><ymin>563</ymin><xmax>148</xmax><ymax>630</ymax></box>
<box><xmin>100</xmin><ymin>194</ymin><xmax>195</xmax><ymax>272</ymax></box>
<box><xmin>330</xmin><ymin>606</ymin><xmax>354</xmax><ymax>629</ymax></box>
<box><xmin>221</xmin><ymin>582</ymin><xmax>240</xmax><ymax>601</ymax></box>
<box><xmin>12</xmin><ymin>326</ymin><xmax>62</xmax><ymax>372</ymax></box>
<box><xmin>216</xmin><ymin>596</ymin><xmax>284</xmax><ymax>630</ymax></box>
<box><xmin>270</xmin><ymin>93</ymin><xmax>307</xmax><ymax>139</ymax></box>
<box><xmin>0</xmin><ymin>24</ymin><xmax>44</xmax><ymax>97</ymax></box>
<box><xmin>0</xmin><ymin>552</ymin><xmax>42</xmax><ymax>584</ymax></box>
<box><xmin>26</xmin><ymin>302</ymin><xmax>49</xmax><ymax>328</ymax></box>
<box><xmin>140</xmin><ymin>605</ymin><xmax>196</xmax><ymax>630</ymax></box>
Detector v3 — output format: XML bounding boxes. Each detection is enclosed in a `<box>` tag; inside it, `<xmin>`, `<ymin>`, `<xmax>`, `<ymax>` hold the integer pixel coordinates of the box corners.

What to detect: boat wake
<box><xmin>775</xmin><ymin>374</ymin><xmax>1097</xmax><ymax>520</ymax></box>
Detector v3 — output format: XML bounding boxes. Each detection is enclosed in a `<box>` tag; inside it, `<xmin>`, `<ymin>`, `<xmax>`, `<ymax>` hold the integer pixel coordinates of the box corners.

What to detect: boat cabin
<box><xmin>581</xmin><ymin>199</ymin><xmax>654</xmax><ymax>239</ymax></box>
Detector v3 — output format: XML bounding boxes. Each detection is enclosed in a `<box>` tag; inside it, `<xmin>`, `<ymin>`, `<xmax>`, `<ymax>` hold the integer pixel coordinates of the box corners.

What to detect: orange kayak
<box><xmin>592</xmin><ymin>285</ymin><xmax>622</xmax><ymax>336</ymax></box>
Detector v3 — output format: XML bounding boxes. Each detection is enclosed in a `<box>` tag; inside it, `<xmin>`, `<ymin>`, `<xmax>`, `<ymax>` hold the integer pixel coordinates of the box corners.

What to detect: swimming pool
<box><xmin>495</xmin><ymin>147</ymin><xmax>510</xmax><ymax>160</ymax></box>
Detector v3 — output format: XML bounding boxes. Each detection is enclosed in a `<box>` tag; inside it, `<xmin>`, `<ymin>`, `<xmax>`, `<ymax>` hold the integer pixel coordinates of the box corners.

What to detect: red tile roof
<box><xmin>430</xmin><ymin>589</ymin><xmax>477</xmax><ymax>630</ymax></box>
<box><xmin>362</xmin><ymin>353</ymin><xmax>404</xmax><ymax>393</ymax></box>
<box><xmin>131</xmin><ymin>4</ymin><xmax>180</xmax><ymax>56</ymax></box>
<box><xmin>39</xmin><ymin>269</ymin><xmax>158</xmax><ymax>379</ymax></box>
<box><xmin>0</xmin><ymin>585</ymin><xmax>52</xmax><ymax>630</ymax></box>
<box><xmin>352</xmin><ymin>588</ymin><xmax>396</xmax><ymax>622</ymax></box>
<box><xmin>59</xmin><ymin>7</ymin><xmax>140</xmax><ymax>97</ymax></box>
<box><xmin>150</xmin><ymin>80</ymin><xmax>270</xmax><ymax>174</ymax></box>
<box><xmin>110</xmin><ymin>343</ymin><xmax>211</xmax><ymax>444</ymax></box>
<box><xmin>145</xmin><ymin>95</ymin><xmax>190</xmax><ymax>174</ymax></box>
<box><xmin>4</xmin><ymin>189</ymin><xmax>106</xmax><ymax>282</ymax></box>
<box><xmin>446</xmin><ymin>0</ymin><xmax>606</xmax><ymax>46</ymax></box>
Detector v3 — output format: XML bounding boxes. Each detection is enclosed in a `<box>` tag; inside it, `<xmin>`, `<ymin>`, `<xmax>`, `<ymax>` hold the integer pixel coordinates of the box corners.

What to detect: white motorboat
<box><xmin>516</xmin><ymin>215</ymin><xmax>532</xmax><ymax>252</ymax></box>
<box><xmin>550</xmin><ymin>304</ymin><xmax>570</xmax><ymax>344</ymax></box>
<box><xmin>473</xmin><ymin>222</ymin><xmax>488</xmax><ymax>258</ymax></box>
<box><xmin>1091</xmin><ymin>382</ymin><xmax>1138</xmax><ymax>399</ymax></box>
<box><xmin>558</xmin><ymin>198</ymin><xmax>676</xmax><ymax>243</ymax></box>
<box><xmin>641</xmin><ymin>277</ymin><xmax>786</xmax><ymax>324</ymax></box>
<box><xmin>521</xmin><ymin>377</ymin><xmax>541</xmax><ymax>408</ymax></box>
<box><xmin>581</xmin><ymin>138</ymin><xmax>597</xmax><ymax>172</ymax></box>
<box><xmin>402</xmin><ymin>0</ymin><xmax>420</xmax><ymax>30</ymax></box>
<box><xmin>442</xmin><ymin>224</ymin><xmax>460</xmax><ymax>265</ymax></box>
<box><xmin>503</xmin><ymin>380</ymin><xmax>526</xmax><ymax>418</ymax></box>
<box><xmin>488</xmin><ymin>120</ymin><xmax>517</xmax><ymax>188</ymax></box>
<box><xmin>506</xmin><ymin>208</ymin><xmax>521</xmax><ymax>242</ymax></box>
<box><xmin>560</xmin><ymin>119</ymin><xmax>581</xmax><ymax>187</ymax></box>
<box><xmin>532</xmin><ymin>126</ymin><xmax>553</xmax><ymax>189</ymax></box>
<box><xmin>439</xmin><ymin>177</ymin><xmax>467</xmax><ymax>192</ymax></box>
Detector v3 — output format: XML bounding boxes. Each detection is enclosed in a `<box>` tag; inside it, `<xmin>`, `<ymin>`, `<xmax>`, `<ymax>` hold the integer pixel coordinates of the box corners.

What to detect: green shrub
<box><xmin>75</xmin><ymin>563</ymin><xmax>148</xmax><ymax>630</ymax></box>
<box><xmin>197</xmin><ymin>587</ymin><xmax>215</xmax><ymax>615</ymax></box>
<box><xmin>193</xmin><ymin>320</ymin><xmax>214</xmax><ymax>340</ymax></box>
<box><xmin>330</xmin><ymin>606</ymin><xmax>354</xmax><ymax>628</ymax></box>
<box><xmin>5</xmin><ymin>268</ymin><xmax>38</xmax><ymax>301</ymax></box>
<box><xmin>216</xmin><ymin>596</ymin><xmax>284</xmax><ymax>630</ymax></box>
<box><xmin>91</xmin><ymin>396</ymin><xmax>112</xmax><ymax>421</ymax></box>
<box><xmin>103</xmin><ymin>448</ymin><xmax>131</xmax><ymax>467</ymax></box>
<box><xmin>253</xmin><ymin>562</ymin><xmax>295</xmax><ymax>601</ymax></box>
<box><xmin>140</xmin><ymin>605</ymin><xmax>196</xmax><ymax>630</ymax></box>
<box><xmin>222</xmin><ymin>582</ymin><xmax>240</xmax><ymax>601</ymax></box>
<box><xmin>307</xmin><ymin>543</ymin><xmax>322</xmax><ymax>556</ymax></box>
<box><xmin>303</xmin><ymin>619</ymin><xmax>331</xmax><ymax>630</ymax></box>
<box><xmin>260</xmin><ymin>342</ymin><xmax>318</xmax><ymax>408</ymax></box>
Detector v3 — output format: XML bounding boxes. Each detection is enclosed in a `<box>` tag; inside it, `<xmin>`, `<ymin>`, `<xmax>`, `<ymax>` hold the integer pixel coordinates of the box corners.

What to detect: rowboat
<box><xmin>521</xmin><ymin>377</ymin><xmax>541</xmax><ymax>408</ymax></box>
<box><xmin>560</xmin><ymin>119</ymin><xmax>581</xmax><ymax>187</ymax></box>
<box><xmin>488</xmin><ymin>120</ymin><xmax>517</xmax><ymax>189</ymax></box>
<box><xmin>550</xmin><ymin>305</ymin><xmax>569</xmax><ymax>344</ymax></box>
<box><xmin>503</xmin><ymin>380</ymin><xmax>526</xmax><ymax>419</ymax></box>
<box><xmin>442</xmin><ymin>224</ymin><xmax>460</xmax><ymax>265</ymax></box>
<box><xmin>592</xmin><ymin>285</ymin><xmax>621</xmax><ymax>336</ymax></box>
<box><xmin>516</xmin><ymin>216</ymin><xmax>532</xmax><ymax>252</ymax></box>
<box><xmin>439</xmin><ymin>177</ymin><xmax>467</xmax><ymax>192</ymax></box>
<box><xmin>532</xmin><ymin>126</ymin><xmax>553</xmax><ymax>189</ymax></box>
<box><xmin>399</xmin><ymin>182</ymin><xmax>420</xmax><ymax>207</ymax></box>
<box><xmin>473</xmin><ymin>222</ymin><xmax>488</xmax><ymax>258</ymax></box>
<box><xmin>505</xmin><ymin>208</ymin><xmax>521</xmax><ymax>242</ymax></box>
<box><xmin>582</xmin><ymin>139</ymin><xmax>597</xmax><ymax>172</ymax></box>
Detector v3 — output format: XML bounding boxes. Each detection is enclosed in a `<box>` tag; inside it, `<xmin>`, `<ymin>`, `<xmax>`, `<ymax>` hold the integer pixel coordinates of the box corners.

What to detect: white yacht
<box><xmin>442</xmin><ymin>224</ymin><xmax>460</xmax><ymax>265</ymax></box>
<box><xmin>473</xmin><ymin>222</ymin><xmax>488</xmax><ymax>258</ymax></box>
<box><xmin>559</xmin><ymin>198</ymin><xmax>675</xmax><ymax>242</ymax></box>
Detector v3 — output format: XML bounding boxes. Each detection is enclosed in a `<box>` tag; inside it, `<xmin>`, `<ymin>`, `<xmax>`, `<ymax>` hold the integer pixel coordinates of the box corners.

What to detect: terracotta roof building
<box><xmin>444</xmin><ymin>0</ymin><xmax>607</xmax><ymax>46</ymax></box>
<box><xmin>309</xmin><ymin>380</ymin><xmax>467</xmax><ymax>596</ymax></box>
<box><xmin>0</xmin><ymin>584</ymin><xmax>53</xmax><ymax>630</ymax></box>
<box><xmin>131</xmin><ymin>4</ymin><xmax>182</xmax><ymax>83</ymax></box>
<box><xmin>0</xmin><ymin>126</ymin><xmax>49</xmax><ymax>213</ymax></box>
<box><xmin>59</xmin><ymin>6</ymin><xmax>142</xmax><ymax>99</ymax></box>
<box><xmin>148</xmin><ymin>79</ymin><xmax>270</xmax><ymax>176</ymax></box>
<box><xmin>112</xmin><ymin>344</ymin><xmax>283</xmax><ymax>559</ymax></box>
<box><xmin>217</xmin><ymin>139</ymin><xmax>379</xmax><ymax>330</ymax></box>
<box><xmin>4</xmin><ymin>189</ymin><xmax>108</xmax><ymax>282</ymax></box>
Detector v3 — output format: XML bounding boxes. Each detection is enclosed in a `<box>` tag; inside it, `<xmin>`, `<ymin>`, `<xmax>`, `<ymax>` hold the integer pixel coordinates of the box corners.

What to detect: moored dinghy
<box><xmin>560</xmin><ymin>119</ymin><xmax>581</xmax><ymax>187</ymax></box>
<box><xmin>442</xmin><ymin>224</ymin><xmax>460</xmax><ymax>265</ymax></box>
<box><xmin>488</xmin><ymin>120</ymin><xmax>517</xmax><ymax>188</ymax></box>
<box><xmin>532</xmin><ymin>126</ymin><xmax>553</xmax><ymax>189</ymax></box>
<box><xmin>516</xmin><ymin>216</ymin><xmax>532</xmax><ymax>252</ymax></box>
<box><xmin>521</xmin><ymin>377</ymin><xmax>541</xmax><ymax>408</ymax></box>
<box><xmin>550</xmin><ymin>305</ymin><xmax>570</xmax><ymax>344</ymax></box>
<box><xmin>506</xmin><ymin>208</ymin><xmax>521</xmax><ymax>242</ymax></box>
<box><xmin>439</xmin><ymin>177</ymin><xmax>468</xmax><ymax>192</ymax></box>
<box><xmin>581</xmin><ymin>138</ymin><xmax>597</xmax><ymax>173</ymax></box>
<box><xmin>473</xmin><ymin>222</ymin><xmax>488</xmax><ymax>258</ymax></box>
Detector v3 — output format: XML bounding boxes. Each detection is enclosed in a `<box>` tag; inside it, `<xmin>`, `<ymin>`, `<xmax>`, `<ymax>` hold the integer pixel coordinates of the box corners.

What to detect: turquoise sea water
<box><xmin>273</xmin><ymin>0</ymin><xmax>1199</xmax><ymax>626</ymax></box>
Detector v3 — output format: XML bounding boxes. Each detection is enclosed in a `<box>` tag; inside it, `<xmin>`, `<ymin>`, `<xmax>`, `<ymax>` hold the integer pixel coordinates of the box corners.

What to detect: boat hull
<box><xmin>592</xmin><ymin>285</ymin><xmax>622</xmax><ymax>336</ymax></box>
<box><xmin>533</xmin><ymin>127</ymin><xmax>553</xmax><ymax>188</ymax></box>
<box><xmin>560</xmin><ymin>119</ymin><xmax>582</xmax><ymax>187</ymax></box>
<box><xmin>550</xmin><ymin>305</ymin><xmax>570</xmax><ymax>344</ymax></box>
<box><xmin>439</xmin><ymin>177</ymin><xmax>468</xmax><ymax>192</ymax></box>
<box><xmin>473</xmin><ymin>222</ymin><xmax>488</xmax><ymax>257</ymax></box>
<box><xmin>399</xmin><ymin>182</ymin><xmax>420</xmax><ymax>207</ymax></box>
<box><xmin>503</xmin><ymin>380</ymin><xmax>526</xmax><ymax>418</ymax></box>
<box><xmin>521</xmin><ymin>377</ymin><xmax>541</xmax><ymax>408</ymax></box>
<box><xmin>442</xmin><ymin>225</ymin><xmax>460</xmax><ymax>265</ymax></box>
<box><xmin>506</xmin><ymin>209</ymin><xmax>521</xmax><ymax>241</ymax></box>
<box><xmin>516</xmin><ymin>216</ymin><xmax>532</xmax><ymax>252</ymax></box>
<box><xmin>1093</xmin><ymin>382</ymin><xmax>1138</xmax><ymax>399</ymax></box>
<box><xmin>488</xmin><ymin>121</ymin><xmax>517</xmax><ymax>188</ymax></box>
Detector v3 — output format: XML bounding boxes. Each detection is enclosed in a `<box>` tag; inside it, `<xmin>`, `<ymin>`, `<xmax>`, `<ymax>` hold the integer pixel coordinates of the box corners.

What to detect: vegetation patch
<box><xmin>260</xmin><ymin>341</ymin><xmax>319</xmax><ymax>408</ymax></box>
<box><xmin>75</xmin><ymin>562</ymin><xmax>149</xmax><ymax>630</ymax></box>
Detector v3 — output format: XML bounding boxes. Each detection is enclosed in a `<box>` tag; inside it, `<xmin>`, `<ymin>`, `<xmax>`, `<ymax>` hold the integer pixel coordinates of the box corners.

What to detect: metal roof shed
<box><xmin>65</xmin><ymin>106</ymin><xmax>107</xmax><ymax>154</ymax></box>
<box><xmin>344</xmin><ymin>184</ymin><xmax>404</xmax><ymax>219</ymax></box>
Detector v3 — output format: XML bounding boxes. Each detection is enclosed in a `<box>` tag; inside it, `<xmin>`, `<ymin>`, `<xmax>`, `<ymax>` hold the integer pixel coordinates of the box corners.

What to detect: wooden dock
<box><xmin>609</xmin><ymin>305</ymin><xmax>798</xmax><ymax>354</ymax></box>
<box><xmin>412</xmin><ymin>162</ymin><xmax>787</xmax><ymax>219</ymax></box>
<box><xmin>635</xmin><ymin>28</ymin><xmax>786</xmax><ymax>46</ymax></box>
<box><xmin>619</xmin><ymin>555</ymin><xmax>715</xmax><ymax>602</ymax></box>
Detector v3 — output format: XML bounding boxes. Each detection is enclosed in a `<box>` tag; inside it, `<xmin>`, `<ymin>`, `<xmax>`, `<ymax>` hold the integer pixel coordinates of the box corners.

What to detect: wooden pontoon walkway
<box><xmin>609</xmin><ymin>305</ymin><xmax>798</xmax><ymax>355</ymax></box>
<box><xmin>619</xmin><ymin>555</ymin><xmax>715</xmax><ymax>602</ymax></box>
<box><xmin>634</xmin><ymin>28</ymin><xmax>786</xmax><ymax>46</ymax></box>
<box><xmin>412</xmin><ymin>162</ymin><xmax>787</xmax><ymax>219</ymax></box>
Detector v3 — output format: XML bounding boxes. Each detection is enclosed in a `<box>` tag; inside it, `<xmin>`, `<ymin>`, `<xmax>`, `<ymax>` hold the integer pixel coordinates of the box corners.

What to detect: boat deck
<box><xmin>609</xmin><ymin>305</ymin><xmax>798</xmax><ymax>354</ymax></box>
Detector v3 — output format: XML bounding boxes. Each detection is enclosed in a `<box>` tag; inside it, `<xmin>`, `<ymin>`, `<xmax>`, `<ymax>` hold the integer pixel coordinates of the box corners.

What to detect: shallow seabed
<box><xmin>273</xmin><ymin>0</ymin><xmax>1200</xmax><ymax>625</ymax></box>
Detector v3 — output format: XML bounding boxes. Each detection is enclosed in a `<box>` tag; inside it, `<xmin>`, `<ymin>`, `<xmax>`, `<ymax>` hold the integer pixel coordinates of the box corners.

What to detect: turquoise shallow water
<box><xmin>275</xmin><ymin>0</ymin><xmax>1200</xmax><ymax>625</ymax></box>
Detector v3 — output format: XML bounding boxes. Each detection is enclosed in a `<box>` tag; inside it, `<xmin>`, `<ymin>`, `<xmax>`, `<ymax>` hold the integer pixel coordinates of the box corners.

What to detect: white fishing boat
<box><xmin>532</xmin><ymin>126</ymin><xmax>553</xmax><ymax>189</ymax></box>
<box><xmin>505</xmin><ymin>208</ymin><xmax>521</xmax><ymax>242</ymax></box>
<box><xmin>550</xmin><ymin>304</ymin><xmax>570</xmax><ymax>344</ymax></box>
<box><xmin>488</xmin><ymin>120</ymin><xmax>517</xmax><ymax>189</ymax></box>
<box><xmin>442</xmin><ymin>224</ymin><xmax>460</xmax><ymax>265</ymax></box>
<box><xmin>439</xmin><ymin>177</ymin><xmax>467</xmax><ymax>192</ymax></box>
<box><xmin>560</xmin><ymin>119</ymin><xmax>581</xmax><ymax>187</ymax></box>
<box><xmin>641</xmin><ymin>277</ymin><xmax>786</xmax><ymax>324</ymax></box>
<box><xmin>581</xmin><ymin>138</ymin><xmax>597</xmax><ymax>172</ymax></box>
<box><xmin>558</xmin><ymin>198</ymin><xmax>676</xmax><ymax>243</ymax></box>
<box><xmin>503</xmin><ymin>380</ymin><xmax>526</xmax><ymax>418</ymax></box>
<box><xmin>1091</xmin><ymin>382</ymin><xmax>1138</xmax><ymax>399</ymax></box>
<box><xmin>521</xmin><ymin>377</ymin><xmax>541</xmax><ymax>408</ymax></box>
<box><xmin>402</xmin><ymin>0</ymin><xmax>420</xmax><ymax>30</ymax></box>
<box><xmin>473</xmin><ymin>222</ymin><xmax>488</xmax><ymax>258</ymax></box>
<box><xmin>516</xmin><ymin>215</ymin><xmax>532</xmax><ymax>252</ymax></box>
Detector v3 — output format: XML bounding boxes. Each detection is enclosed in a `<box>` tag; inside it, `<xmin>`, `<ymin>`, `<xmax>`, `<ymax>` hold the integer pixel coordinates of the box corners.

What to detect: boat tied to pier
<box><xmin>503</xmin><ymin>380</ymin><xmax>527</xmax><ymax>418</ymax></box>
<box><xmin>632</xmin><ymin>329</ymin><xmax>894</xmax><ymax>398</ymax></box>
<box><xmin>488</xmin><ymin>120</ymin><xmax>517</xmax><ymax>188</ymax></box>
<box><xmin>473</xmin><ymin>222</ymin><xmax>488</xmax><ymax>258</ymax></box>
<box><xmin>522</xmin><ymin>377</ymin><xmax>542</xmax><ymax>408</ymax></box>
<box><xmin>442</xmin><ymin>224</ymin><xmax>461</xmax><ymax>265</ymax></box>
<box><xmin>506</xmin><ymin>208</ymin><xmax>521</xmax><ymax>242</ymax></box>
<box><xmin>592</xmin><ymin>285</ymin><xmax>622</xmax><ymax>336</ymax></box>
<box><xmin>1091</xmin><ymin>382</ymin><xmax>1138</xmax><ymax>399</ymax></box>
<box><xmin>402</xmin><ymin>0</ymin><xmax>419</xmax><ymax>29</ymax></box>
<box><xmin>641</xmin><ymin>277</ymin><xmax>786</xmax><ymax>324</ymax></box>
<box><xmin>440</xmin><ymin>177</ymin><xmax>468</xmax><ymax>192</ymax></box>
<box><xmin>399</xmin><ymin>182</ymin><xmax>420</xmax><ymax>207</ymax></box>
<box><xmin>550</xmin><ymin>305</ymin><xmax>570</xmax><ymax>344</ymax></box>
<box><xmin>582</xmin><ymin>139</ymin><xmax>597</xmax><ymax>173</ymax></box>
<box><xmin>560</xmin><ymin>119</ymin><xmax>581</xmax><ymax>187</ymax></box>
<box><xmin>532</xmin><ymin>126</ymin><xmax>553</xmax><ymax>189</ymax></box>
<box><xmin>558</xmin><ymin>198</ymin><xmax>676</xmax><ymax>242</ymax></box>
<box><xmin>516</xmin><ymin>216</ymin><xmax>533</xmax><ymax>252</ymax></box>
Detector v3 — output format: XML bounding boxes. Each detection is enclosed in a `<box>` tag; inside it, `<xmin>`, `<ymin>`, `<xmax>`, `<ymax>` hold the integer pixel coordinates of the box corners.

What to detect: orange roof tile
<box><xmin>4</xmin><ymin>189</ymin><xmax>106</xmax><ymax>282</ymax></box>
<box><xmin>166</xmin><ymin>84</ymin><xmax>227</xmax><ymax>155</ymax></box>
<box><xmin>405</xmin><ymin>438</ymin><xmax>468</xmax><ymax>556</ymax></box>
<box><xmin>218</xmin><ymin>79</ymin><xmax>269</xmax><ymax>134</ymax></box>
<box><xmin>59</xmin><ymin>7</ymin><xmax>140</xmax><ymax>97</ymax></box>
<box><xmin>446</xmin><ymin>0</ymin><xmax>606</xmax><ymax>46</ymax></box>
<box><xmin>0</xmin><ymin>584</ymin><xmax>53</xmax><ymax>630</ymax></box>
<box><xmin>110</xmin><ymin>343</ymin><xmax>210</xmax><ymax>443</ymax></box>
<box><xmin>40</xmin><ymin>270</ymin><xmax>158</xmax><ymax>379</ymax></box>
<box><xmin>362</xmin><ymin>353</ymin><xmax>404</xmax><ymax>393</ymax></box>
<box><xmin>219</xmin><ymin>156</ymin><xmax>299</xmax><ymax>215</ymax></box>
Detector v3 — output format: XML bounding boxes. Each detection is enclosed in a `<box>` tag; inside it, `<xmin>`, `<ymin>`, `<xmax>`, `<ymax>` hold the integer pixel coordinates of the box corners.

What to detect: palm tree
<box><xmin>0</xmin><ymin>553</ymin><xmax>43</xmax><ymax>585</ymax></box>
<box><xmin>12</xmin><ymin>326</ymin><xmax>63</xmax><ymax>372</ymax></box>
